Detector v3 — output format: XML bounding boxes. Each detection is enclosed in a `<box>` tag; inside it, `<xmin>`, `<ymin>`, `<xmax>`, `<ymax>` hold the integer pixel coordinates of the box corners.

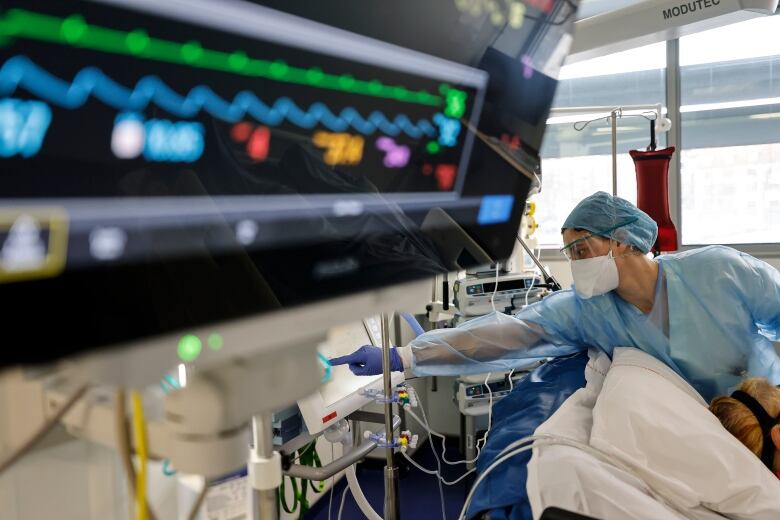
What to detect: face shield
<box><xmin>559</xmin><ymin>218</ymin><xmax>637</xmax><ymax>261</ymax></box>
<box><xmin>559</xmin><ymin>233</ymin><xmax>611</xmax><ymax>261</ymax></box>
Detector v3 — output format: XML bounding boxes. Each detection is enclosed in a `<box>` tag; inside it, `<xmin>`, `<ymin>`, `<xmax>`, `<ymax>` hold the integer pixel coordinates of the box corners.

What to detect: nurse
<box><xmin>331</xmin><ymin>191</ymin><xmax>780</xmax><ymax>400</ymax></box>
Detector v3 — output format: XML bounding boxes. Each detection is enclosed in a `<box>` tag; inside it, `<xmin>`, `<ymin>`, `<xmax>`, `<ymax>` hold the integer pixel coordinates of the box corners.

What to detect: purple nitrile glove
<box><xmin>329</xmin><ymin>345</ymin><xmax>404</xmax><ymax>376</ymax></box>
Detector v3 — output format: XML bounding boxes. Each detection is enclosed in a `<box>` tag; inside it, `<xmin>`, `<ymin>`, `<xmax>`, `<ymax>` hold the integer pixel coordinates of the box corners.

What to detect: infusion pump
<box><xmin>453</xmin><ymin>272</ymin><xmax>547</xmax><ymax>317</ymax></box>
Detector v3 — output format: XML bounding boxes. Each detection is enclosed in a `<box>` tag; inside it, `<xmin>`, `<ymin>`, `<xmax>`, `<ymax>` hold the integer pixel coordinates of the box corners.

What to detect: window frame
<box><xmin>535</xmin><ymin>32</ymin><xmax>780</xmax><ymax>258</ymax></box>
<box><xmin>666</xmin><ymin>37</ymin><xmax>780</xmax><ymax>257</ymax></box>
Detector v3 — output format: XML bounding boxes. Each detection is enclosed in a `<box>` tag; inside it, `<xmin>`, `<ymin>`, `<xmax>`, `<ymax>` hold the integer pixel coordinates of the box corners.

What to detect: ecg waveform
<box><xmin>0</xmin><ymin>8</ymin><xmax>442</xmax><ymax>107</ymax></box>
<box><xmin>0</xmin><ymin>56</ymin><xmax>439</xmax><ymax>139</ymax></box>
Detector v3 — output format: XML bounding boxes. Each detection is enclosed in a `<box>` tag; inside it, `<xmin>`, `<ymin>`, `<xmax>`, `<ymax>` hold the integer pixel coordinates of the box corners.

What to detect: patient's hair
<box><xmin>709</xmin><ymin>378</ymin><xmax>780</xmax><ymax>459</ymax></box>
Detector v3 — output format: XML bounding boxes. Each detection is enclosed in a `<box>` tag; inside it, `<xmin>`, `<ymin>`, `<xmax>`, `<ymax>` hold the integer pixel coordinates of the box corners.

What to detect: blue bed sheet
<box><xmin>466</xmin><ymin>351</ymin><xmax>589</xmax><ymax>520</ymax></box>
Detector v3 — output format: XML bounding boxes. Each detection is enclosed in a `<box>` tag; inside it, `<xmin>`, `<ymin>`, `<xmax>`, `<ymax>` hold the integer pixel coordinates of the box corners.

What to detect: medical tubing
<box><xmin>406</xmin><ymin>386</ymin><xmax>447</xmax><ymax>520</ymax></box>
<box><xmin>399</xmin><ymin>311</ymin><xmax>425</xmax><ymax>338</ymax></box>
<box><xmin>524</xmin><ymin>273</ymin><xmax>536</xmax><ymax>308</ymax></box>
<box><xmin>475</xmin><ymin>373</ymin><xmax>493</xmax><ymax>452</ymax></box>
<box><xmin>400</xmin><ymin>451</ymin><xmax>475</xmax><ymax>485</ymax></box>
<box><xmin>490</xmin><ymin>262</ymin><xmax>500</xmax><ymax>311</ymax></box>
<box><xmin>457</xmin><ymin>435</ymin><xmax>696</xmax><ymax>520</ymax></box>
<box><xmin>405</xmin><ymin>387</ymin><xmax>487</xmax><ymax>466</ymax></box>
<box><xmin>345</xmin><ymin>463</ymin><xmax>382</xmax><ymax>520</ymax></box>
<box><xmin>337</xmin><ymin>486</ymin><xmax>350</xmax><ymax>520</ymax></box>
<box><xmin>431</xmin><ymin>432</ymin><xmax>448</xmax><ymax>520</ymax></box>
<box><xmin>407</xmin><ymin>399</ymin><xmax>483</xmax><ymax>465</ymax></box>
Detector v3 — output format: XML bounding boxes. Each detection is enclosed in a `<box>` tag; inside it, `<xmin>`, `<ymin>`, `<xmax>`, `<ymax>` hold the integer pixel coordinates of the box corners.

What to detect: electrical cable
<box><xmin>407</xmin><ymin>388</ymin><xmax>487</xmax><ymax>466</ymax></box>
<box><xmin>408</xmin><ymin>406</ymin><xmax>481</xmax><ymax>466</ymax></box>
<box><xmin>457</xmin><ymin>434</ymin><xmax>696</xmax><ymax>520</ymax></box>
<box><xmin>428</xmin><ymin>419</ymin><xmax>448</xmax><ymax>520</ymax></box>
<box><xmin>475</xmin><ymin>373</ymin><xmax>493</xmax><ymax>453</ymax></box>
<box><xmin>524</xmin><ymin>272</ymin><xmax>537</xmax><ymax>308</ymax></box>
<box><xmin>490</xmin><ymin>261</ymin><xmax>500</xmax><ymax>312</ymax></box>
<box><xmin>0</xmin><ymin>384</ymin><xmax>88</xmax><ymax>476</ymax></box>
<box><xmin>400</xmin><ymin>451</ymin><xmax>476</xmax><ymax>486</ymax></box>
<box><xmin>131</xmin><ymin>390</ymin><xmax>149</xmax><ymax>520</ymax></box>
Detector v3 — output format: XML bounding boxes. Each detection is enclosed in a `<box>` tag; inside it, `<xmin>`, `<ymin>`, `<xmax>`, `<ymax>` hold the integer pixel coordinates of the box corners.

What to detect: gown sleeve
<box><xmin>741</xmin><ymin>253</ymin><xmax>780</xmax><ymax>341</ymax></box>
<box><xmin>406</xmin><ymin>290</ymin><xmax>587</xmax><ymax>376</ymax></box>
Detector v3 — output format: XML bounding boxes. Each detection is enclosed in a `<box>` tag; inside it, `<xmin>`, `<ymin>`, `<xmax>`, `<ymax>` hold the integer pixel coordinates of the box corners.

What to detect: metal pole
<box><xmin>381</xmin><ymin>313</ymin><xmax>400</xmax><ymax>520</ymax></box>
<box><xmin>666</xmin><ymin>39</ymin><xmax>683</xmax><ymax>248</ymax></box>
<box><xmin>253</xmin><ymin>414</ymin><xmax>278</xmax><ymax>520</ymax></box>
<box><xmin>611</xmin><ymin>109</ymin><xmax>618</xmax><ymax>196</ymax></box>
<box><xmin>516</xmin><ymin>235</ymin><xmax>562</xmax><ymax>291</ymax></box>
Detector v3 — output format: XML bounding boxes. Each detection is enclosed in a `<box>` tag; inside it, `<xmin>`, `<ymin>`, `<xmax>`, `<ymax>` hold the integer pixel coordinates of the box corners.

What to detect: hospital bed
<box><xmin>467</xmin><ymin>348</ymin><xmax>780</xmax><ymax>520</ymax></box>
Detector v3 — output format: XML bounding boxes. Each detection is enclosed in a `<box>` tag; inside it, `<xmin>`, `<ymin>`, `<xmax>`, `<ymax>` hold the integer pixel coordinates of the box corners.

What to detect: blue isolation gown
<box><xmin>408</xmin><ymin>246</ymin><xmax>780</xmax><ymax>400</ymax></box>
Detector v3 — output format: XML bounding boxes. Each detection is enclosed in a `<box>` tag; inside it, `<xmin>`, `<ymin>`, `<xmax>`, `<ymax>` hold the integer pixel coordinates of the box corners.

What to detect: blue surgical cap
<box><xmin>561</xmin><ymin>191</ymin><xmax>658</xmax><ymax>253</ymax></box>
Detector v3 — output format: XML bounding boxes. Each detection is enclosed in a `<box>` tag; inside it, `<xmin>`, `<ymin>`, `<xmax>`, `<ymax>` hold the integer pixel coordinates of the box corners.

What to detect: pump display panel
<box><xmin>0</xmin><ymin>0</ymin><xmax>578</xmax><ymax>365</ymax></box>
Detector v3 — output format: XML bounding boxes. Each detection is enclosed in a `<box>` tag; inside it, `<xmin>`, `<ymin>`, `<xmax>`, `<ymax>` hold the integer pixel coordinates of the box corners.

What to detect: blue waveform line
<box><xmin>0</xmin><ymin>56</ymin><xmax>438</xmax><ymax>139</ymax></box>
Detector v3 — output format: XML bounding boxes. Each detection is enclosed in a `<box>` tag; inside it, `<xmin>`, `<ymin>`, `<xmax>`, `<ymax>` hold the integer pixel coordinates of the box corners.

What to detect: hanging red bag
<box><xmin>630</xmin><ymin>145</ymin><xmax>678</xmax><ymax>254</ymax></box>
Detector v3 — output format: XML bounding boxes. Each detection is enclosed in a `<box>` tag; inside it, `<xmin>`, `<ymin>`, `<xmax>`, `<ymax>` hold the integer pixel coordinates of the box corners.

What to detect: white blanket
<box><xmin>527</xmin><ymin>348</ymin><xmax>780</xmax><ymax>520</ymax></box>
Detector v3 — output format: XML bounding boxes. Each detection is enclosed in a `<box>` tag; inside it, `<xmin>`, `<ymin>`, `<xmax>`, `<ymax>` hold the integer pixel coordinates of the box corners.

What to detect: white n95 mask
<box><xmin>570</xmin><ymin>250</ymin><xmax>619</xmax><ymax>299</ymax></box>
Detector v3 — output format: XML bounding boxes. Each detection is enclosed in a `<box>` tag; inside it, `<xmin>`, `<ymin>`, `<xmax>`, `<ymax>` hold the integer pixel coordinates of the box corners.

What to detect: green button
<box><xmin>177</xmin><ymin>334</ymin><xmax>202</xmax><ymax>362</ymax></box>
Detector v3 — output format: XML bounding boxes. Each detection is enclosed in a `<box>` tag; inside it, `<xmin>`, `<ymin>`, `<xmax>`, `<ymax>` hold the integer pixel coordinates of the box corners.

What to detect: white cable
<box><xmin>328</xmin><ymin>443</ymin><xmax>335</xmax><ymax>520</ymax></box>
<box><xmin>408</xmin><ymin>389</ymin><xmax>480</xmax><ymax>465</ymax></box>
<box><xmin>524</xmin><ymin>273</ymin><xmax>536</xmax><ymax>308</ymax></box>
<box><xmin>407</xmin><ymin>387</ymin><xmax>492</xmax><ymax>466</ymax></box>
<box><xmin>475</xmin><ymin>373</ymin><xmax>493</xmax><ymax>452</ymax></box>
<box><xmin>408</xmin><ymin>408</ymin><xmax>477</xmax><ymax>465</ymax></box>
<box><xmin>424</xmin><ymin>405</ymin><xmax>448</xmax><ymax>520</ymax></box>
<box><xmin>490</xmin><ymin>261</ymin><xmax>500</xmax><ymax>312</ymax></box>
<box><xmin>508</xmin><ymin>369</ymin><xmax>515</xmax><ymax>393</ymax></box>
<box><xmin>401</xmin><ymin>451</ymin><xmax>476</xmax><ymax>486</ymax></box>
<box><xmin>337</xmin><ymin>486</ymin><xmax>350</xmax><ymax>520</ymax></box>
<box><xmin>457</xmin><ymin>435</ymin><xmax>697</xmax><ymax>520</ymax></box>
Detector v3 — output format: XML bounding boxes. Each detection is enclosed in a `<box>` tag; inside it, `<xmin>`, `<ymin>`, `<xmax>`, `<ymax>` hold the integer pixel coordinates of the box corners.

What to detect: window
<box><xmin>535</xmin><ymin>43</ymin><xmax>666</xmax><ymax>247</ymax></box>
<box><xmin>679</xmin><ymin>15</ymin><xmax>780</xmax><ymax>245</ymax></box>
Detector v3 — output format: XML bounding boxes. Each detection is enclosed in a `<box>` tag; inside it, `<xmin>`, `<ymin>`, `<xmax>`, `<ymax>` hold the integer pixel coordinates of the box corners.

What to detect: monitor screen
<box><xmin>0</xmin><ymin>0</ymin><xmax>578</xmax><ymax>365</ymax></box>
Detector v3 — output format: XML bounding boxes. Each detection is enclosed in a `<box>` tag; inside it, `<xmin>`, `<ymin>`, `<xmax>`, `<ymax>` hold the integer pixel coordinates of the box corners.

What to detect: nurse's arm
<box><xmin>397</xmin><ymin>295</ymin><xmax>583</xmax><ymax>377</ymax></box>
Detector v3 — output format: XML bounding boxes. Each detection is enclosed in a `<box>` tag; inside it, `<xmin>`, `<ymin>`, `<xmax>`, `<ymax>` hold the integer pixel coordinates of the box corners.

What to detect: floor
<box><xmin>306</xmin><ymin>436</ymin><xmax>471</xmax><ymax>520</ymax></box>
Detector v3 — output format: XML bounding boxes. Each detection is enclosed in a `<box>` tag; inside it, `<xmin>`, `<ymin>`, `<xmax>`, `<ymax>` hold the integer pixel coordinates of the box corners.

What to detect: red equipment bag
<box><xmin>630</xmin><ymin>146</ymin><xmax>678</xmax><ymax>254</ymax></box>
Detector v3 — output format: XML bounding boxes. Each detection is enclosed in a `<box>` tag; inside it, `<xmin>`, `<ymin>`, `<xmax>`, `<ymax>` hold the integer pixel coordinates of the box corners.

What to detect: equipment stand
<box><xmin>381</xmin><ymin>313</ymin><xmax>401</xmax><ymax>519</ymax></box>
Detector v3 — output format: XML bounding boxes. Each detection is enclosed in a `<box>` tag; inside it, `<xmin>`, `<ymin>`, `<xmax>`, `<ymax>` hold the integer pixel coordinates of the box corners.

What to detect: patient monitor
<box><xmin>298</xmin><ymin>316</ymin><xmax>404</xmax><ymax>435</ymax></box>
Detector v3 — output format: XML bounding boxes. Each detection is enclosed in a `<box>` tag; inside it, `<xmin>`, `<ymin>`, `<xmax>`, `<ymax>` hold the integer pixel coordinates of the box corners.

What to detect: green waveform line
<box><xmin>0</xmin><ymin>8</ymin><xmax>445</xmax><ymax>107</ymax></box>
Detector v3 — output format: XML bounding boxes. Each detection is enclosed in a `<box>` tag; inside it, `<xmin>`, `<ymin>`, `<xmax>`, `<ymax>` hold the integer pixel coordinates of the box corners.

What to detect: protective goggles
<box><xmin>559</xmin><ymin>218</ymin><xmax>638</xmax><ymax>261</ymax></box>
<box><xmin>730</xmin><ymin>390</ymin><xmax>780</xmax><ymax>472</ymax></box>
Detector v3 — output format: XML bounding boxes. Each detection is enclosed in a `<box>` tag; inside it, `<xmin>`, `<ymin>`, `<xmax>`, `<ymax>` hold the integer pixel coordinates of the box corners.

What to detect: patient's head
<box><xmin>710</xmin><ymin>378</ymin><xmax>780</xmax><ymax>474</ymax></box>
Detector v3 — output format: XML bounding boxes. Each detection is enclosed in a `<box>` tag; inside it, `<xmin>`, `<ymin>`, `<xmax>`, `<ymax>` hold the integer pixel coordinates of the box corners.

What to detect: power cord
<box><xmin>490</xmin><ymin>262</ymin><xmax>500</xmax><ymax>312</ymax></box>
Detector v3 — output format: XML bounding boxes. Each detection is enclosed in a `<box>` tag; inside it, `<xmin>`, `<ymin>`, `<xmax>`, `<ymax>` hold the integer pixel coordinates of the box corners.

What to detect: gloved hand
<box><xmin>329</xmin><ymin>345</ymin><xmax>404</xmax><ymax>376</ymax></box>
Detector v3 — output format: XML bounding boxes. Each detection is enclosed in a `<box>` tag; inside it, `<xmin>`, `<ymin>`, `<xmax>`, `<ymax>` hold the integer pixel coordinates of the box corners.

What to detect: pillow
<box><xmin>590</xmin><ymin>347</ymin><xmax>780</xmax><ymax>519</ymax></box>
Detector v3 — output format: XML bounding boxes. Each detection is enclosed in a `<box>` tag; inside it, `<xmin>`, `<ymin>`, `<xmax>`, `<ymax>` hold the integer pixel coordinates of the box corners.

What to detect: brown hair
<box><xmin>709</xmin><ymin>378</ymin><xmax>780</xmax><ymax>460</ymax></box>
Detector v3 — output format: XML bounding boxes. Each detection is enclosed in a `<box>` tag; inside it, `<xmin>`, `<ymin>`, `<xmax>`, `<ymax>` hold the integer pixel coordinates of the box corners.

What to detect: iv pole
<box><xmin>547</xmin><ymin>103</ymin><xmax>667</xmax><ymax>196</ymax></box>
